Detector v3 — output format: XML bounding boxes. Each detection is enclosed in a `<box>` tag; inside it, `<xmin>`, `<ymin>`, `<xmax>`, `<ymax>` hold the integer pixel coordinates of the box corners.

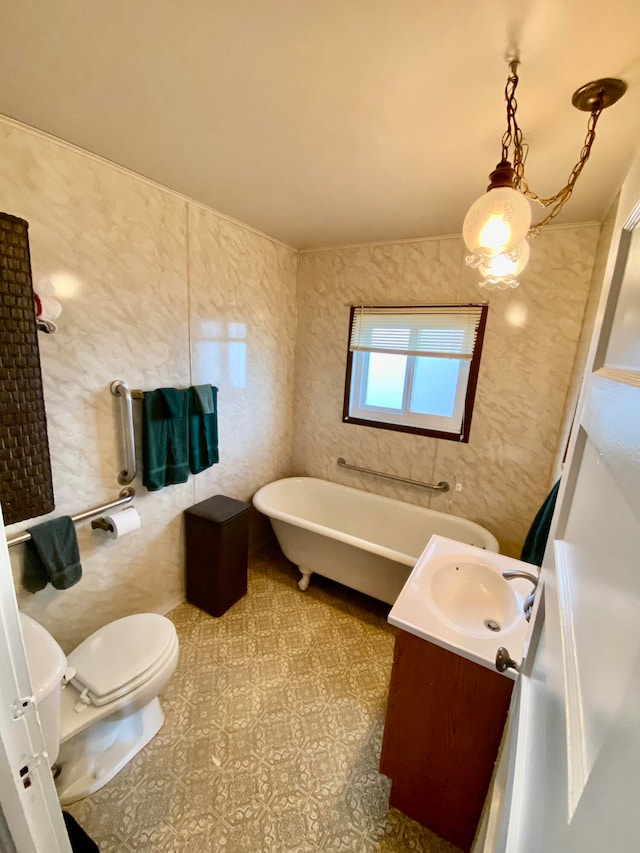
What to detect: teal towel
<box><xmin>142</xmin><ymin>388</ymin><xmax>190</xmax><ymax>491</ymax></box>
<box><xmin>193</xmin><ymin>384</ymin><xmax>215</xmax><ymax>414</ymax></box>
<box><xmin>521</xmin><ymin>479</ymin><xmax>561</xmax><ymax>566</ymax></box>
<box><xmin>22</xmin><ymin>516</ymin><xmax>82</xmax><ymax>592</ymax></box>
<box><xmin>158</xmin><ymin>387</ymin><xmax>185</xmax><ymax>418</ymax></box>
<box><xmin>188</xmin><ymin>385</ymin><xmax>219</xmax><ymax>475</ymax></box>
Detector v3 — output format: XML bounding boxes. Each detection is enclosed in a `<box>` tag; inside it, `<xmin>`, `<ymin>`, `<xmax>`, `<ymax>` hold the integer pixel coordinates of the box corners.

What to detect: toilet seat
<box><xmin>68</xmin><ymin>614</ymin><xmax>178</xmax><ymax>707</ymax></box>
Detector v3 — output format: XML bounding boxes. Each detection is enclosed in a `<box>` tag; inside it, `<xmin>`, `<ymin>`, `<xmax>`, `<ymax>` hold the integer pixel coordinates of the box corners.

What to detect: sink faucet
<box><xmin>502</xmin><ymin>569</ymin><xmax>539</xmax><ymax>621</ymax></box>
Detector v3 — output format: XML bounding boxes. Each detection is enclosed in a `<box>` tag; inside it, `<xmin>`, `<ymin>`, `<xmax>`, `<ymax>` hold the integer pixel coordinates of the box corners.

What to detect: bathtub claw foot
<box><xmin>298</xmin><ymin>569</ymin><xmax>312</xmax><ymax>592</ymax></box>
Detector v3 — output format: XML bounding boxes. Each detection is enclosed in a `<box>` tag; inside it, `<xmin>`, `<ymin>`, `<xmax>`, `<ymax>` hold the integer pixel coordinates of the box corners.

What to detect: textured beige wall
<box><xmin>0</xmin><ymin>113</ymin><xmax>606</xmax><ymax>651</ymax></box>
<box><xmin>293</xmin><ymin>227</ymin><xmax>600</xmax><ymax>557</ymax></box>
<box><xmin>1</xmin><ymin>118</ymin><xmax>297</xmax><ymax>652</ymax></box>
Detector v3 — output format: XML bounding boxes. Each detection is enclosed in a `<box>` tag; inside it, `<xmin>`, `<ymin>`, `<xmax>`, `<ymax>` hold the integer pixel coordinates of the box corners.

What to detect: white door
<box><xmin>0</xmin><ymin>510</ymin><xmax>72</xmax><ymax>852</ymax></box>
<box><xmin>479</xmin><ymin>148</ymin><xmax>640</xmax><ymax>853</ymax></box>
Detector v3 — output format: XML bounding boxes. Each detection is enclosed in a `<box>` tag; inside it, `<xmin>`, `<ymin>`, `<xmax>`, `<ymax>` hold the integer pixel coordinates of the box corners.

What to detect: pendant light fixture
<box><xmin>463</xmin><ymin>59</ymin><xmax>627</xmax><ymax>290</ymax></box>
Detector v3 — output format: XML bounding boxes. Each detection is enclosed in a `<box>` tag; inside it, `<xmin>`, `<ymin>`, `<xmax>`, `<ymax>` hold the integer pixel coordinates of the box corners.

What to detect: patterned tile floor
<box><xmin>67</xmin><ymin>546</ymin><xmax>462</xmax><ymax>852</ymax></box>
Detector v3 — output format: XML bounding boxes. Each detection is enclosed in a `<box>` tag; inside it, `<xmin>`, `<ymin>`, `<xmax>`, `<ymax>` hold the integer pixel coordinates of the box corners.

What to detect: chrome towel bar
<box><xmin>6</xmin><ymin>488</ymin><xmax>136</xmax><ymax>548</ymax></box>
<box><xmin>111</xmin><ymin>379</ymin><xmax>137</xmax><ymax>485</ymax></box>
<box><xmin>336</xmin><ymin>457</ymin><xmax>449</xmax><ymax>493</ymax></box>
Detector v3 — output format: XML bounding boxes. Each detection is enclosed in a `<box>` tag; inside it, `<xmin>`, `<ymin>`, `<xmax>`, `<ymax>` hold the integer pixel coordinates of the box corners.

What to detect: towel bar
<box><xmin>5</xmin><ymin>488</ymin><xmax>135</xmax><ymax>548</ymax></box>
<box><xmin>336</xmin><ymin>457</ymin><xmax>450</xmax><ymax>492</ymax></box>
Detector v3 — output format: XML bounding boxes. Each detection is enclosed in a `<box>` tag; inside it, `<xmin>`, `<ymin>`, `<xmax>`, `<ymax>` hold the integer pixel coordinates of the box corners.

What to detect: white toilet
<box><xmin>19</xmin><ymin>611</ymin><xmax>179</xmax><ymax>804</ymax></box>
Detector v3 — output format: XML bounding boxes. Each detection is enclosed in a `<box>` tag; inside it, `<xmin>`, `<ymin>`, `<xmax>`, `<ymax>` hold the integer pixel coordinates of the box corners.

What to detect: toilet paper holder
<box><xmin>90</xmin><ymin>503</ymin><xmax>141</xmax><ymax>539</ymax></box>
<box><xmin>91</xmin><ymin>518</ymin><xmax>114</xmax><ymax>533</ymax></box>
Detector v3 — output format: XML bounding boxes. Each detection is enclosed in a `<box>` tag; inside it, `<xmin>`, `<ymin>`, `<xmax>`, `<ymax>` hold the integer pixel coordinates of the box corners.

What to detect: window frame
<box><xmin>342</xmin><ymin>303</ymin><xmax>488</xmax><ymax>442</ymax></box>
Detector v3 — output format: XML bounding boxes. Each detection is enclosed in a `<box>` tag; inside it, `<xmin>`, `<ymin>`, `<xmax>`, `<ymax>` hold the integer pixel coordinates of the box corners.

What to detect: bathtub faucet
<box><xmin>502</xmin><ymin>569</ymin><xmax>539</xmax><ymax>621</ymax></box>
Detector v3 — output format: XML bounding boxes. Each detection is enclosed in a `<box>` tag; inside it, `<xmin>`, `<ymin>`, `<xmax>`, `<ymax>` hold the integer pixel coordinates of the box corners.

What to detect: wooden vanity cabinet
<box><xmin>379</xmin><ymin>629</ymin><xmax>514</xmax><ymax>852</ymax></box>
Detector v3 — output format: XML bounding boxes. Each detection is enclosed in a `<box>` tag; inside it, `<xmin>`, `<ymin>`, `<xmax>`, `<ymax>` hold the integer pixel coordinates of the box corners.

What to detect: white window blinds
<box><xmin>348</xmin><ymin>306</ymin><xmax>485</xmax><ymax>360</ymax></box>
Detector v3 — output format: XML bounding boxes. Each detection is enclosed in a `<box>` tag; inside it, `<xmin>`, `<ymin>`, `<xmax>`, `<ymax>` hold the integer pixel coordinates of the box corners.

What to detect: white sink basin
<box><xmin>388</xmin><ymin>535</ymin><xmax>536</xmax><ymax>677</ymax></box>
<box><xmin>430</xmin><ymin>559</ymin><xmax>523</xmax><ymax>634</ymax></box>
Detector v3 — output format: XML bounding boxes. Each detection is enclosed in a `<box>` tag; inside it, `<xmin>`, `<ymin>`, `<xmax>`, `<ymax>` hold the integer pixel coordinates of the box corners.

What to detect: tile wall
<box><xmin>0</xmin><ymin>118</ymin><xmax>297</xmax><ymax>652</ymax></box>
<box><xmin>0</xmin><ymin>113</ymin><xmax>606</xmax><ymax>653</ymax></box>
<box><xmin>293</xmin><ymin>227</ymin><xmax>601</xmax><ymax>557</ymax></box>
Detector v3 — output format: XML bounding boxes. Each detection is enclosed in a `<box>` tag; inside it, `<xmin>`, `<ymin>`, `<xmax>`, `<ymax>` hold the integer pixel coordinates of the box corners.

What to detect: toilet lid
<box><xmin>68</xmin><ymin>613</ymin><xmax>177</xmax><ymax>706</ymax></box>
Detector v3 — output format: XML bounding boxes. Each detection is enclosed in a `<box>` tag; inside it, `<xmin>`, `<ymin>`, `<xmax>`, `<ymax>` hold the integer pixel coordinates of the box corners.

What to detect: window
<box><xmin>343</xmin><ymin>304</ymin><xmax>488</xmax><ymax>442</ymax></box>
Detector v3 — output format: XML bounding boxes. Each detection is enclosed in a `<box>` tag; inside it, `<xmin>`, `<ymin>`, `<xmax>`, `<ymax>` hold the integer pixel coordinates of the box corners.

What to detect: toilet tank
<box><xmin>19</xmin><ymin>613</ymin><xmax>67</xmax><ymax>765</ymax></box>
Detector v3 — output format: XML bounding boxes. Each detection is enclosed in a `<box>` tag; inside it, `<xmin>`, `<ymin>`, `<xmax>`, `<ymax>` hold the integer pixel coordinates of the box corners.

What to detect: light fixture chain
<box><xmin>501</xmin><ymin>63</ymin><xmax>521</xmax><ymax>164</ymax></box>
<box><xmin>526</xmin><ymin>108</ymin><xmax>603</xmax><ymax>232</ymax></box>
<box><xmin>500</xmin><ymin>59</ymin><xmax>605</xmax><ymax>233</ymax></box>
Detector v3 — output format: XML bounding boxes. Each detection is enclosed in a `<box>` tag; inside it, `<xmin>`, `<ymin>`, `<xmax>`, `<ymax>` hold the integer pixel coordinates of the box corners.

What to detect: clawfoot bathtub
<box><xmin>253</xmin><ymin>477</ymin><xmax>498</xmax><ymax>605</ymax></box>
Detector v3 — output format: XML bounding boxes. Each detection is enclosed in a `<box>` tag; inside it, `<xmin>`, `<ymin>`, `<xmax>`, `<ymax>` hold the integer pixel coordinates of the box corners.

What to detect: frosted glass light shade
<box><xmin>463</xmin><ymin>187</ymin><xmax>532</xmax><ymax>256</ymax></box>
<box><xmin>477</xmin><ymin>240</ymin><xmax>530</xmax><ymax>290</ymax></box>
<box><xmin>479</xmin><ymin>240</ymin><xmax>530</xmax><ymax>278</ymax></box>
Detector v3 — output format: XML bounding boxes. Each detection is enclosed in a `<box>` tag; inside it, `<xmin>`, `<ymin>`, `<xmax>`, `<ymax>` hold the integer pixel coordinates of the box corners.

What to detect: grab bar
<box><xmin>6</xmin><ymin>487</ymin><xmax>135</xmax><ymax>548</ymax></box>
<box><xmin>111</xmin><ymin>379</ymin><xmax>137</xmax><ymax>485</ymax></box>
<box><xmin>337</xmin><ymin>457</ymin><xmax>450</xmax><ymax>492</ymax></box>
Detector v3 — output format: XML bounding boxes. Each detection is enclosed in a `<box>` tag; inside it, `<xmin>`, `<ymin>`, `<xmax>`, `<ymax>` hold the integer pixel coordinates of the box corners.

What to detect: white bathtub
<box><xmin>253</xmin><ymin>477</ymin><xmax>499</xmax><ymax>605</ymax></box>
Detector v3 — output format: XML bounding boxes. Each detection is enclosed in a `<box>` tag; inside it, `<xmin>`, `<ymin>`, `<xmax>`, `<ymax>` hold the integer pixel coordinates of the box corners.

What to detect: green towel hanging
<box><xmin>142</xmin><ymin>388</ymin><xmax>190</xmax><ymax>491</ymax></box>
<box><xmin>521</xmin><ymin>479</ymin><xmax>561</xmax><ymax>566</ymax></box>
<box><xmin>192</xmin><ymin>384</ymin><xmax>215</xmax><ymax>414</ymax></box>
<box><xmin>23</xmin><ymin>516</ymin><xmax>82</xmax><ymax>592</ymax></box>
<box><xmin>188</xmin><ymin>385</ymin><xmax>219</xmax><ymax>474</ymax></box>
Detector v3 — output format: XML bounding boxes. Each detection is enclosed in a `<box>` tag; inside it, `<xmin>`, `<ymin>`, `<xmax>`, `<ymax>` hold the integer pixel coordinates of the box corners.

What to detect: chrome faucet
<box><xmin>502</xmin><ymin>569</ymin><xmax>539</xmax><ymax>621</ymax></box>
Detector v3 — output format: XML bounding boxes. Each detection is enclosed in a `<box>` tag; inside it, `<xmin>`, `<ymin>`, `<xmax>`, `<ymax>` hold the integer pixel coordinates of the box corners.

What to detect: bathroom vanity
<box><xmin>379</xmin><ymin>629</ymin><xmax>513</xmax><ymax>851</ymax></box>
<box><xmin>379</xmin><ymin>536</ymin><xmax>534</xmax><ymax>852</ymax></box>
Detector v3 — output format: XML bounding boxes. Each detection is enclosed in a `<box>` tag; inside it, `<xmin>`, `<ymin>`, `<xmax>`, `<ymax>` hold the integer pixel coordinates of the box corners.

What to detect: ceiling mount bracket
<box><xmin>571</xmin><ymin>77</ymin><xmax>627</xmax><ymax>112</ymax></box>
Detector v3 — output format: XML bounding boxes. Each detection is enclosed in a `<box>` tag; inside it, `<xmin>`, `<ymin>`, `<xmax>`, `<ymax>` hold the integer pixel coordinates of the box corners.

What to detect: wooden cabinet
<box><xmin>379</xmin><ymin>630</ymin><xmax>513</xmax><ymax>852</ymax></box>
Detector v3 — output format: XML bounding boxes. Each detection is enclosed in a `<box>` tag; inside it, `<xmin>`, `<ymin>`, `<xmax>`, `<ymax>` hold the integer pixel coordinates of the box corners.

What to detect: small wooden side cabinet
<box><xmin>379</xmin><ymin>629</ymin><xmax>514</xmax><ymax>852</ymax></box>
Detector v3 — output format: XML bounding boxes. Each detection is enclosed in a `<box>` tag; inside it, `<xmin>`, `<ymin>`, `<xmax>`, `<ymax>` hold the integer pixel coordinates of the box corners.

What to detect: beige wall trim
<box><xmin>299</xmin><ymin>221</ymin><xmax>602</xmax><ymax>255</ymax></box>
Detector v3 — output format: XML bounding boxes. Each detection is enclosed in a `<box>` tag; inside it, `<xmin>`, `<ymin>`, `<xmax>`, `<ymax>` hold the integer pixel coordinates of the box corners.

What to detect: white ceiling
<box><xmin>0</xmin><ymin>1</ymin><xmax>639</xmax><ymax>249</ymax></box>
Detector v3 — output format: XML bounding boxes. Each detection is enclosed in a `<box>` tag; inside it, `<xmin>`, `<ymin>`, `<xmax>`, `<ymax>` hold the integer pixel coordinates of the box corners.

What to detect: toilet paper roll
<box><xmin>103</xmin><ymin>506</ymin><xmax>141</xmax><ymax>539</ymax></box>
